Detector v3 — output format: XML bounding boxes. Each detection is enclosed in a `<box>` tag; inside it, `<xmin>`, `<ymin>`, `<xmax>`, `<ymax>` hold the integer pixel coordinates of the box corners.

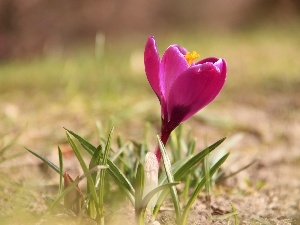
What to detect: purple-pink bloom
<box><xmin>144</xmin><ymin>36</ymin><xmax>227</xmax><ymax>163</ymax></box>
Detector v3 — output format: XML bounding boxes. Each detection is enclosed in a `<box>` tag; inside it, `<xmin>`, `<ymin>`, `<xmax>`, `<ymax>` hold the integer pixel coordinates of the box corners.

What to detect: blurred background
<box><xmin>0</xmin><ymin>0</ymin><xmax>300</xmax><ymax>59</ymax></box>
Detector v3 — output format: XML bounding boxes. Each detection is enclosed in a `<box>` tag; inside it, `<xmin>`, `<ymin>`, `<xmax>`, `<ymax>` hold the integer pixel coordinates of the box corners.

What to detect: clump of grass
<box><xmin>27</xmin><ymin>124</ymin><xmax>238</xmax><ymax>225</ymax></box>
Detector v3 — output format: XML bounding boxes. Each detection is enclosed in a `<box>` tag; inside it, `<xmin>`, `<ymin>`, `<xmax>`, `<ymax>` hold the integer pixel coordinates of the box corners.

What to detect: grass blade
<box><xmin>64</xmin><ymin>128</ymin><xmax>97</xmax><ymax>155</ymax></box>
<box><xmin>218</xmin><ymin>159</ymin><xmax>257</xmax><ymax>181</ymax></box>
<box><xmin>66</xmin><ymin>132</ymin><xmax>100</xmax><ymax>213</ymax></box>
<box><xmin>135</xmin><ymin>163</ymin><xmax>145</xmax><ymax>224</ymax></box>
<box><xmin>159</xmin><ymin>137</ymin><xmax>225</xmax><ymax>186</ymax></box>
<box><xmin>98</xmin><ymin>126</ymin><xmax>114</xmax><ymax>220</ymax></box>
<box><xmin>66</xmin><ymin>127</ymin><xmax>135</xmax><ymax>204</ymax></box>
<box><xmin>174</xmin><ymin>137</ymin><xmax>226</xmax><ymax>181</ymax></box>
<box><xmin>110</xmin><ymin>142</ymin><xmax>130</xmax><ymax>162</ymax></box>
<box><xmin>141</xmin><ymin>182</ymin><xmax>179</xmax><ymax>211</ymax></box>
<box><xmin>203</xmin><ymin>147</ymin><xmax>212</xmax><ymax>220</ymax></box>
<box><xmin>158</xmin><ymin>155</ymin><xmax>192</xmax><ymax>185</ymax></box>
<box><xmin>26</xmin><ymin>148</ymin><xmax>60</xmax><ymax>174</ymax></box>
<box><xmin>135</xmin><ymin>163</ymin><xmax>144</xmax><ymax>210</ymax></box>
<box><xmin>180</xmin><ymin>153</ymin><xmax>230</xmax><ymax>225</ymax></box>
<box><xmin>58</xmin><ymin>146</ymin><xmax>64</xmax><ymax>196</ymax></box>
<box><xmin>88</xmin><ymin>145</ymin><xmax>102</xmax><ymax>218</ymax></box>
<box><xmin>107</xmin><ymin>166</ymin><xmax>135</xmax><ymax>205</ymax></box>
<box><xmin>137</xmin><ymin>182</ymin><xmax>179</xmax><ymax>225</ymax></box>
<box><xmin>158</xmin><ymin>135</ymin><xmax>181</xmax><ymax>223</ymax></box>
<box><xmin>108</xmin><ymin>159</ymin><xmax>135</xmax><ymax>194</ymax></box>
<box><xmin>154</xmin><ymin>138</ymin><xmax>226</xmax><ymax>217</ymax></box>
<box><xmin>89</xmin><ymin>145</ymin><xmax>103</xmax><ymax>184</ymax></box>
<box><xmin>47</xmin><ymin>165</ymin><xmax>107</xmax><ymax>212</ymax></box>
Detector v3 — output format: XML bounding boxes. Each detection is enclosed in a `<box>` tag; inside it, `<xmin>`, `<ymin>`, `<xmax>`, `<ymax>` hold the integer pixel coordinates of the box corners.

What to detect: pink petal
<box><xmin>173</xmin><ymin>45</ymin><xmax>188</xmax><ymax>55</ymax></box>
<box><xmin>144</xmin><ymin>36</ymin><xmax>161</xmax><ymax>99</ymax></box>
<box><xmin>196</xmin><ymin>57</ymin><xmax>219</xmax><ymax>65</ymax></box>
<box><xmin>160</xmin><ymin>45</ymin><xmax>189</xmax><ymax>100</ymax></box>
<box><xmin>167</xmin><ymin>59</ymin><xmax>227</xmax><ymax>123</ymax></box>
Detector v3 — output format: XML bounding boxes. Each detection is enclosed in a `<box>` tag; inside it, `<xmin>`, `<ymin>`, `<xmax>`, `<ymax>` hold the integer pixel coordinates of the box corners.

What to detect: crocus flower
<box><xmin>144</xmin><ymin>36</ymin><xmax>227</xmax><ymax>163</ymax></box>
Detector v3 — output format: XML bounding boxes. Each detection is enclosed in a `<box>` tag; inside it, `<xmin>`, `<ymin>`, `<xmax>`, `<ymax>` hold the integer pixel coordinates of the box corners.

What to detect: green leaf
<box><xmin>87</xmin><ymin>145</ymin><xmax>102</xmax><ymax>218</ymax></box>
<box><xmin>217</xmin><ymin>159</ymin><xmax>257</xmax><ymax>182</ymax></box>
<box><xmin>66</xmin><ymin>132</ymin><xmax>100</xmax><ymax>211</ymax></box>
<box><xmin>136</xmin><ymin>182</ymin><xmax>179</xmax><ymax>225</ymax></box>
<box><xmin>158</xmin><ymin>155</ymin><xmax>192</xmax><ymax>185</ymax></box>
<box><xmin>66</xmin><ymin>127</ymin><xmax>135</xmax><ymax>204</ymax></box>
<box><xmin>140</xmin><ymin>182</ymin><xmax>179</xmax><ymax>211</ymax></box>
<box><xmin>187</xmin><ymin>138</ymin><xmax>196</xmax><ymax>156</ymax></box>
<box><xmin>47</xmin><ymin>174</ymin><xmax>81</xmax><ymax>212</ymax></box>
<box><xmin>135</xmin><ymin>163</ymin><xmax>144</xmax><ymax>210</ymax></box>
<box><xmin>44</xmin><ymin>197</ymin><xmax>56</xmax><ymax>207</ymax></box>
<box><xmin>64</xmin><ymin>128</ymin><xmax>97</xmax><ymax>155</ymax></box>
<box><xmin>170</xmin><ymin>126</ymin><xmax>182</xmax><ymax>162</ymax></box>
<box><xmin>212</xmin><ymin>210</ymin><xmax>238</xmax><ymax>220</ymax></box>
<box><xmin>154</xmin><ymin>138</ymin><xmax>226</xmax><ymax>217</ymax></box>
<box><xmin>47</xmin><ymin>165</ymin><xmax>107</xmax><ymax>213</ymax></box>
<box><xmin>89</xmin><ymin>145</ymin><xmax>103</xmax><ymax>184</ymax></box>
<box><xmin>182</xmin><ymin>173</ymin><xmax>192</xmax><ymax>204</ymax></box>
<box><xmin>26</xmin><ymin>148</ymin><xmax>60</xmax><ymax>174</ymax></box>
<box><xmin>158</xmin><ymin>137</ymin><xmax>225</xmax><ymax>186</ymax></box>
<box><xmin>98</xmin><ymin>126</ymin><xmax>114</xmax><ymax>219</ymax></box>
<box><xmin>107</xmin><ymin>165</ymin><xmax>135</xmax><ymax>205</ymax></box>
<box><xmin>203</xmin><ymin>147</ymin><xmax>211</xmax><ymax>198</ymax></box>
<box><xmin>58</xmin><ymin>146</ymin><xmax>64</xmax><ymax>196</ymax></box>
<box><xmin>180</xmin><ymin>153</ymin><xmax>229</xmax><ymax>225</ymax></box>
<box><xmin>158</xmin><ymin>135</ymin><xmax>181</xmax><ymax>222</ymax></box>
<box><xmin>110</xmin><ymin>142</ymin><xmax>129</xmax><ymax>162</ymax></box>
<box><xmin>174</xmin><ymin>137</ymin><xmax>226</xmax><ymax>181</ymax></box>
<box><xmin>108</xmin><ymin>159</ymin><xmax>135</xmax><ymax>194</ymax></box>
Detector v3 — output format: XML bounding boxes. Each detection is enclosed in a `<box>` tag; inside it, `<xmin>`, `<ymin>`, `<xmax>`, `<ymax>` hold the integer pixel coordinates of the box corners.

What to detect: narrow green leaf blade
<box><xmin>64</xmin><ymin>128</ymin><xmax>97</xmax><ymax>155</ymax></box>
<box><xmin>26</xmin><ymin>148</ymin><xmax>60</xmax><ymax>174</ymax></box>
<box><xmin>107</xmin><ymin>159</ymin><xmax>135</xmax><ymax>195</ymax></box>
<box><xmin>140</xmin><ymin>182</ymin><xmax>179</xmax><ymax>210</ymax></box>
<box><xmin>65</xmin><ymin>128</ymin><xmax>135</xmax><ymax>204</ymax></box>
<box><xmin>135</xmin><ymin>163</ymin><xmax>144</xmax><ymax>209</ymax></box>
<box><xmin>137</xmin><ymin>182</ymin><xmax>179</xmax><ymax>225</ymax></box>
<box><xmin>47</xmin><ymin>165</ymin><xmax>107</xmax><ymax>212</ymax></box>
<box><xmin>155</xmin><ymin>137</ymin><xmax>226</xmax><ymax>218</ymax></box>
<box><xmin>47</xmin><ymin>174</ymin><xmax>81</xmax><ymax>212</ymax></box>
<box><xmin>58</xmin><ymin>146</ymin><xmax>64</xmax><ymax>196</ymax></box>
<box><xmin>158</xmin><ymin>135</ymin><xmax>181</xmax><ymax>222</ymax></box>
<box><xmin>66</xmin><ymin>132</ymin><xmax>99</xmax><ymax>208</ymax></box>
<box><xmin>174</xmin><ymin>137</ymin><xmax>226</xmax><ymax>181</ymax></box>
<box><xmin>98</xmin><ymin>127</ymin><xmax>114</xmax><ymax>219</ymax></box>
<box><xmin>89</xmin><ymin>145</ymin><xmax>102</xmax><ymax>184</ymax></box>
<box><xmin>107</xmin><ymin>166</ymin><xmax>135</xmax><ymax>205</ymax></box>
<box><xmin>181</xmin><ymin>153</ymin><xmax>229</xmax><ymax>225</ymax></box>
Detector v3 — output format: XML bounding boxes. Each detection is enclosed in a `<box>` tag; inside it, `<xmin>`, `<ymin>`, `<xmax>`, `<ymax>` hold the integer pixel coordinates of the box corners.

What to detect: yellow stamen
<box><xmin>184</xmin><ymin>51</ymin><xmax>200</xmax><ymax>66</ymax></box>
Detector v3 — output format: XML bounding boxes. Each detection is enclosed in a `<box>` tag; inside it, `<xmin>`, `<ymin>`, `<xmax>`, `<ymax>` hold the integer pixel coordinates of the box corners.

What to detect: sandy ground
<box><xmin>0</xmin><ymin>76</ymin><xmax>299</xmax><ymax>225</ymax></box>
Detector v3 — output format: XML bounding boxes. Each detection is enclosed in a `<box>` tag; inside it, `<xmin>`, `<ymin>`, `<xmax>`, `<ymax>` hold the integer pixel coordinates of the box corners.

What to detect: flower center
<box><xmin>184</xmin><ymin>51</ymin><xmax>200</xmax><ymax>66</ymax></box>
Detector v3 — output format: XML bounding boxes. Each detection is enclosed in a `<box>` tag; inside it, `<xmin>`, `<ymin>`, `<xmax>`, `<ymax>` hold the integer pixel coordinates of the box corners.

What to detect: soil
<box><xmin>0</xmin><ymin>78</ymin><xmax>299</xmax><ymax>225</ymax></box>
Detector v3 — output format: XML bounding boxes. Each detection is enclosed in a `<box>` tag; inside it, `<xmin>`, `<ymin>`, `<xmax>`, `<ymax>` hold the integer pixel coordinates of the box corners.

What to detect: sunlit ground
<box><xmin>0</xmin><ymin>25</ymin><xmax>299</xmax><ymax>224</ymax></box>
